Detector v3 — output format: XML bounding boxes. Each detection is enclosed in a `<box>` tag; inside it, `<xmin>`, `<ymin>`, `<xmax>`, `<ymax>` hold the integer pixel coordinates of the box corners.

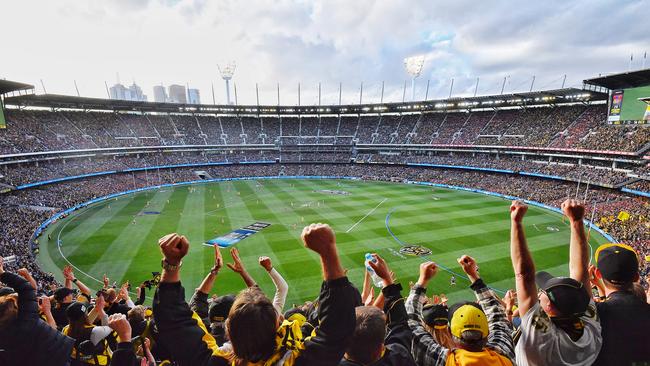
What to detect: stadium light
<box><xmin>218</xmin><ymin>61</ymin><xmax>237</xmax><ymax>105</ymax></box>
<box><xmin>404</xmin><ymin>55</ymin><xmax>425</xmax><ymax>101</ymax></box>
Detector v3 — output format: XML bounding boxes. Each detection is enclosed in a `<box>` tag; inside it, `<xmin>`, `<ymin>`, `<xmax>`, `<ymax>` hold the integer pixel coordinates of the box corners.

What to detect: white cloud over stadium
<box><xmin>1</xmin><ymin>0</ymin><xmax>648</xmax><ymax>104</ymax></box>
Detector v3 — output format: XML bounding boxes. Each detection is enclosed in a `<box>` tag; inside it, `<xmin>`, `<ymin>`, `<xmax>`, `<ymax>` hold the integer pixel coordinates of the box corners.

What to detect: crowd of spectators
<box><xmin>1</xmin><ymin>198</ymin><xmax>648</xmax><ymax>365</ymax></box>
<box><xmin>2</xmin><ymin>104</ymin><xmax>649</xmax><ymax>154</ymax></box>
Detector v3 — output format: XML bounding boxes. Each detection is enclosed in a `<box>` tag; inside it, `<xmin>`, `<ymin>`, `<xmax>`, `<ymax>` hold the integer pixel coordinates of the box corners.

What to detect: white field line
<box><xmin>345</xmin><ymin>198</ymin><xmax>388</xmax><ymax>233</ymax></box>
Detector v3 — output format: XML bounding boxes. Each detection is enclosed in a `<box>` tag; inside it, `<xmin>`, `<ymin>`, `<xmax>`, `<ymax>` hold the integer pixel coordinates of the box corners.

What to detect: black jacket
<box><xmin>153</xmin><ymin>276</ymin><xmax>358</xmax><ymax>366</ymax></box>
<box><xmin>339</xmin><ymin>283</ymin><xmax>417</xmax><ymax>366</ymax></box>
<box><xmin>0</xmin><ymin>272</ymin><xmax>75</xmax><ymax>366</ymax></box>
<box><xmin>593</xmin><ymin>290</ymin><xmax>650</xmax><ymax>366</ymax></box>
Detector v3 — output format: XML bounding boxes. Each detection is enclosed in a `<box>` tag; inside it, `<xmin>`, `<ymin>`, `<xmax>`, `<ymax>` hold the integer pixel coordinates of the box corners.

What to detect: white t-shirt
<box><xmin>515</xmin><ymin>301</ymin><xmax>602</xmax><ymax>366</ymax></box>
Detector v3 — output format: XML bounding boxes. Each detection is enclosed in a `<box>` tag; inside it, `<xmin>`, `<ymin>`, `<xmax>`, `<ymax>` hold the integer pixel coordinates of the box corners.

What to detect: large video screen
<box><xmin>0</xmin><ymin>99</ymin><xmax>5</xmax><ymax>129</ymax></box>
<box><xmin>608</xmin><ymin>85</ymin><xmax>650</xmax><ymax>124</ymax></box>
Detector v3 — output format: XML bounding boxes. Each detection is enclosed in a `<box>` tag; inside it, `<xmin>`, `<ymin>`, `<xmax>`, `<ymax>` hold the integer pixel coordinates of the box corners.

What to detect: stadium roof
<box><xmin>0</xmin><ymin>79</ymin><xmax>34</xmax><ymax>95</ymax></box>
<box><xmin>583</xmin><ymin>68</ymin><xmax>650</xmax><ymax>90</ymax></box>
<box><xmin>4</xmin><ymin>87</ymin><xmax>606</xmax><ymax>115</ymax></box>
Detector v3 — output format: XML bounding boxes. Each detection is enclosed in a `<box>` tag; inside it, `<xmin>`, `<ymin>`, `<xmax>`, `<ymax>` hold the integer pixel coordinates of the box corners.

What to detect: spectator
<box><xmin>341</xmin><ymin>253</ymin><xmax>416</xmax><ymax>366</ymax></box>
<box><xmin>592</xmin><ymin>243</ymin><xmax>650</xmax><ymax>366</ymax></box>
<box><xmin>406</xmin><ymin>257</ymin><xmax>515</xmax><ymax>366</ymax></box>
<box><xmin>509</xmin><ymin>199</ymin><xmax>602</xmax><ymax>365</ymax></box>
<box><xmin>0</xmin><ymin>259</ymin><xmax>75</xmax><ymax>366</ymax></box>
<box><xmin>62</xmin><ymin>295</ymin><xmax>114</xmax><ymax>366</ymax></box>
<box><xmin>152</xmin><ymin>224</ymin><xmax>357</xmax><ymax>365</ymax></box>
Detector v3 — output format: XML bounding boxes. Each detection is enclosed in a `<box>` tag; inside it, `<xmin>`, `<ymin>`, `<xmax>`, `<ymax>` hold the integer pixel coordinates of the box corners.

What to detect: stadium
<box><xmin>1</xmin><ymin>2</ymin><xmax>649</xmax><ymax>366</ymax></box>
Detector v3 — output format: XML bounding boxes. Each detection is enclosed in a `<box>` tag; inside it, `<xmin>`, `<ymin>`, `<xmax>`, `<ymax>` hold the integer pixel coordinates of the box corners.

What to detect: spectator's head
<box><xmin>448</xmin><ymin>302</ymin><xmax>489</xmax><ymax>351</ymax></box>
<box><xmin>535</xmin><ymin>272</ymin><xmax>590</xmax><ymax>317</ymax></box>
<box><xmin>345</xmin><ymin>306</ymin><xmax>386</xmax><ymax>364</ymax></box>
<box><xmin>422</xmin><ymin>303</ymin><xmax>454</xmax><ymax>349</ymax></box>
<box><xmin>209</xmin><ymin>294</ymin><xmax>235</xmax><ymax>324</ymax></box>
<box><xmin>127</xmin><ymin>305</ymin><xmax>145</xmax><ymax>323</ymax></box>
<box><xmin>283</xmin><ymin>307</ymin><xmax>308</xmax><ymax>326</ymax></box>
<box><xmin>595</xmin><ymin>243</ymin><xmax>639</xmax><ymax>292</ymax></box>
<box><xmin>105</xmin><ymin>288</ymin><xmax>118</xmax><ymax>304</ymax></box>
<box><xmin>0</xmin><ymin>293</ymin><xmax>18</xmax><ymax>327</ymax></box>
<box><xmin>226</xmin><ymin>287</ymin><xmax>278</xmax><ymax>363</ymax></box>
<box><xmin>54</xmin><ymin>287</ymin><xmax>74</xmax><ymax>304</ymax></box>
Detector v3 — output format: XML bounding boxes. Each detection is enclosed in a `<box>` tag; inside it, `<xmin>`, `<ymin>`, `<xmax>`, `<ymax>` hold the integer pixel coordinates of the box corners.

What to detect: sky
<box><xmin>1</xmin><ymin>0</ymin><xmax>648</xmax><ymax>105</ymax></box>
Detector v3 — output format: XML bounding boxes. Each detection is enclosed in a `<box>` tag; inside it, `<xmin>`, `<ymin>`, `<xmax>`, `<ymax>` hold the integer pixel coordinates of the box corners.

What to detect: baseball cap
<box><xmin>0</xmin><ymin>287</ymin><xmax>15</xmax><ymax>296</ymax></box>
<box><xmin>449</xmin><ymin>302</ymin><xmax>488</xmax><ymax>339</ymax></box>
<box><xmin>66</xmin><ymin>301</ymin><xmax>89</xmax><ymax>321</ymax></box>
<box><xmin>535</xmin><ymin>271</ymin><xmax>590</xmax><ymax>316</ymax></box>
<box><xmin>595</xmin><ymin>243</ymin><xmax>639</xmax><ymax>283</ymax></box>
<box><xmin>283</xmin><ymin>308</ymin><xmax>308</xmax><ymax>325</ymax></box>
<box><xmin>422</xmin><ymin>304</ymin><xmax>449</xmax><ymax>329</ymax></box>
<box><xmin>54</xmin><ymin>287</ymin><xmax>75</xmax><ymax>302</ymax></box>
<box><xmin>209</xmin><ymin>294</ymin><xmax>235</xmax><ymax>323</ymax></box>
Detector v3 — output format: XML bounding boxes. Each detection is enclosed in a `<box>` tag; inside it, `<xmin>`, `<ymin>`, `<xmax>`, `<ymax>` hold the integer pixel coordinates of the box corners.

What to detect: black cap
<box><xmin>54</xmin><ymin>287</ymin><xmax>75</xmax><ymax>302</ymax></box>
<box><xmin>209</xmin><ymin>295</ymin><xmax>235</xmax><ymax>323</ymax></box>
<box><xmin>595</xmin><ymin>244</ymin><xmax>639</xmax><ymax>283</ymax></box>
<box><xmin>422</xmin><ymin>304</ymin><xmax>449</xmax><ymax>328</ymax></box>
<box><xmin>65</xmin><ymin>301</ymin><xmax>89</xmax><ymax>321</ymax></box>
<box><xmin>0</xmin><ymin>287</ymin><xmax>15</xmax><ymax>296</ymax></box>
<box><xmin>536</xmin><ymin>272</ymin><xmax>590</xmax><ymax>316</ymax></box>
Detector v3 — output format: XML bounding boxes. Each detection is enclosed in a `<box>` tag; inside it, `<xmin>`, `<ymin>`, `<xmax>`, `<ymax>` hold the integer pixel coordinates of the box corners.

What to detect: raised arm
<box><xmin>405</xmin><ymin>261</ymin><xmax>449</xmax><ymax>366</ymax></box>
<box><xmin>459</xmin><ymin>255</ymin><xmax>515</xmax><ymax>362</ymax></box>
<box><xmin>226</xmin><ymin>248</ymin><xmax>256</xmax><ymax>287</ymax></box>
<box><xmin>562</xmin><ymin>199</ymin><xmax>590</xmax><ymax>290</ymax></box>
<box><xmin>154</xmin><ymin>233</ymin><xmax>230</xmax><ymax>365</ymax></box>
<box><xmin>295</xmin><ymin>223</ymin><xmax>357</xmax><ymax>366</ymax></box>
<box><xmin>17</xmin><ymin>268</ymin><xmax>38</xmax><ymax>291</ymax></box>
<box><xmin>0</xmin><ymin>258</ymin><xmax>39</xmax><ymax>321</ymax></box>
<box><xmin>190</xmin><ymin>245</ymin><xmax>223</xmax><ymax>317</ymax></box>
<box><xmin>509</xmin><ymin>200</ymin><xmax>537</xmax><ymax>316</ymax></box>
<box><xmin>64</xmin><ymin>266</ymin><xmax>92</xmax><ymax>296</ymax></box>
<box><xmin>259</xmin><ymin>256</ymin><xmax>289</xmax><ymax>314</ymax></box>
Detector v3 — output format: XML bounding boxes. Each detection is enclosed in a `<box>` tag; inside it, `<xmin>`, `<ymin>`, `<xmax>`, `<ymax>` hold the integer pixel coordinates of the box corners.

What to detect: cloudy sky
<box><xmin>1</xmin><ymin>0</ymin><xmax>648</xmax><ymax>105</ymax></box>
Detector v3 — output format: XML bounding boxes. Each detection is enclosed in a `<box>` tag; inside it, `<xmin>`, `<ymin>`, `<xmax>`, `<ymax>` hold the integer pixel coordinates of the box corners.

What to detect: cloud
<box><xmin>0</xmin><ymin>0</ymin><xmax>647</xmax><ymax>104</ymax></box>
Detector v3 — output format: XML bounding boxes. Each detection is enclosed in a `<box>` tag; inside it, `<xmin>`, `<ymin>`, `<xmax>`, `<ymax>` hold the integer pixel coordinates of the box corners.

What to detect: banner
<box><xmin>204</xmin><ymin>222</ymin><xmax>271</xmax><ymax>248</ymax></box>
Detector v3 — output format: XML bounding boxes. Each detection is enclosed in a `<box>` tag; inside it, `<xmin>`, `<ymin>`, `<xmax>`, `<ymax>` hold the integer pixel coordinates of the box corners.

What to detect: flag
<box><xmin>617</xmin><ymin>211</ymin><xmax>631</xmax><ymax>221</ymax></box>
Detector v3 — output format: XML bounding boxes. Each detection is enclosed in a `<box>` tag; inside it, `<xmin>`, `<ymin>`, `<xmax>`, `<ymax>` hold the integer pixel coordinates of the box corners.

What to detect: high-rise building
<box><xmin>168</xmin><ymin>84</ymin><xmax>187</xmax><ymax>104</ymax></box>
<box><xmin>153</xmin><ymin>85</ymin><xmax>168</xmax><ymax>103</ymax></box>
<box><xmin>188</xmin><ymin>88</ymin><xmax>200</xmax><ymax>104</ymax></box>
<box><xmin>110</xmin><ymin>82</ymin><xmax>147</xmax><ymax>101</ymax></box>
<box><xmin>128</xmin><ymin>83</ymin><xmax>147</xmax><ymax>101</ymax></box>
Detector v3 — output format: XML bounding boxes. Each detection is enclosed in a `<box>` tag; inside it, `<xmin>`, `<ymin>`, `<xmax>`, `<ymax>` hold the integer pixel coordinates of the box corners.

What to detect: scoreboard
<box><xmin>607</xmin><ymin>85</ymin><xmax>650</xmax><ymax>124</ymax></box>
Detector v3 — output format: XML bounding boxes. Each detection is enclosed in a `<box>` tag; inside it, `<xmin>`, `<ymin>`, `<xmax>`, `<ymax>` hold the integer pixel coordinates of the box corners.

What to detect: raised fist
<box><xmin>510</xmin><ymin>200</ymin><xmax>528</xmax><ymax>223</ymax></box>
<box><xmin>561</xmin><ymin>199</ymin><xmax>585</xmax><ymax>222</ymax></box>
<box><xmin>108</xmin><ymin>313</ymin><xmax>132</xmax><ymax>342</ymax></box>
<box><xmin>417</xmin><ymin>261</ymin><xmax>438</xmax><ymax>287</ymax></box>
<box><xmin>259</xmin><ymin>256</ymin><xmax>273</xmax><ymax>272</ymax></box>
<box><xmin>158</xmin><ymin>233</ymin><xmax>190</xmax><ymax>265</ymax></box>
<box><xmin>457</xmin><ymin>255</ymin><xmax>479</xmax><ymax>281</ymax></box>
<box><xmin>301</xmin><ymin>223</ymin><xmax>336</xmax><ymax>257</ymax></box>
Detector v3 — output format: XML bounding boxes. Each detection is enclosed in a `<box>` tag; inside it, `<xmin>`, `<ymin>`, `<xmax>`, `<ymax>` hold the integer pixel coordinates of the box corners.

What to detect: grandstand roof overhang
<box><xmin>0</xmin><ymin>80</ymin><xmax>35</xmax><ymax>95</ymax></box>
<box><xmin>4</xmin><ymin>87</ymin><xmax>606</xmax><ymax>115</ymax></box>
<box><xmin>583</xmin><ymin>68</ymin><xmax>650</xmax><ymax>90</ymax></box>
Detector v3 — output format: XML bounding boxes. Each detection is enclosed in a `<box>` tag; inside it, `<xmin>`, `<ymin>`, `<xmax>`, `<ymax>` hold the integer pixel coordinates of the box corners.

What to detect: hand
<box><xmin>301</xmin><ymin>223</ymin><xmax>336</xmax><ymax>257</ymax></box>
<box><xmin>561</xmin><ymin>199</ymin><xmax>585</xmax><ymax>222</ymax></box>
<box><xmin>39</xmin><ymin>296</ymin><xmax>51</xmax><ymax>313</ymax></box>
<box><xmin>259</xmin><ymin>256</ymin><xmax>273</xmax><ymax>272</ymax></box>
<box><xmin>158</xmin><ymin>233</ymin><xmax>190</xmax><ymax>265</ymax></box>
<box><xmin>417</xmin><ymin>261</ymin><xmax>438</xmax><ymax>287</ymax></box>
<box><xmin>226</xmin><ymin>248</ymin><xmax>246</xmax><ymax>274</ymax></box>
<box><xmin>95</xmin><ymin>293</ymin><xmax>106</xmax><ymax>312</ymax></box>
<box><xmin>367</xmin><ymin>253</ymin><xmax>393</xmax><ymax>286</ymax></box>
<box><xmin>17</xmin><ymin>268</ymin><xmax>30</xmax><ymax>279</ymax></box>
<box><xmin>457</xmin><ymin>255</ymin><xmax>479</xmax><ymax>283</ymax></box>
<box><xmin>0</xmin><ymin>256</ymin><xmax>4</xmax><ymax>274</ymax></box>
<box><xmin>143</xmin><ymin>337</ymin><xmax>151</xmax><ymax>350</ymax></box>
<box><xmin>63</xmin><ymin>266</ymin><xmax>74</xmax><ymax>281</ymax></box>
<box><xmin>108</xmin><ymin>313</ymin><xmax>132</xmax><ymax>342</ymax></box>
<box><xmin>118</xmin><ymin>282</ymin><xmax>129</xmax><ymax>300</ymax></box>
<box><xmin>213</xmin><ymin>245</ymin><xmax>223</xmax><ymax>273</ymax></box>
<box><xmin>503</xmin><ymin>289</ymin><xmax>516</xmax><ymax>310</ymax></box>
<box><xmin>510</xmin><ymin>200</ymin><xmax>528</xmax><ymax>223</ymax></box>
<box><xmin>103</xmin><ymin>274</ymin><xmax>109</xmax><ymax>288</ymax></box>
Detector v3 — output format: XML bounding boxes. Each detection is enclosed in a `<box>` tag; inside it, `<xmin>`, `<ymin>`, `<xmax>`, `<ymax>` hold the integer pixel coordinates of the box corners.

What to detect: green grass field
<box><xmin>37</xmin><ymin>179</ymin><xmax>609</xmax><ymax>306</ymax></box>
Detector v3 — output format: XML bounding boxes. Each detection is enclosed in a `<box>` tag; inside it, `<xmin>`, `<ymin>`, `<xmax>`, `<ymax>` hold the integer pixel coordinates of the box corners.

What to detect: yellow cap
<box><xmin>450</xmin><ymin>304</ymin><xmax>489</xmax><ymax>339</ymax></box>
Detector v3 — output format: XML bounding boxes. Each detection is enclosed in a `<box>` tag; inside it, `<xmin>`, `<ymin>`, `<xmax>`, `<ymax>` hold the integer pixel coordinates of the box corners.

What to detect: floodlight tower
<box><xmin>404</xmin><ymin>55</ymin><xmax>425</xmax><ymax>101</ymax></box>
<box><xmin>218</xmin><ymin>61</ymin><xmax>237</xmax><ymax>105</ymax></box>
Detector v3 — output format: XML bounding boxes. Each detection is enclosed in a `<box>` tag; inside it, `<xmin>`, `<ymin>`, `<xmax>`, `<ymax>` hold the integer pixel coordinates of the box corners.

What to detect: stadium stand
<box><xmin>0</xmin><ymin>77</ymin><xmax>649</xmax><ymax>365</ymax></box>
